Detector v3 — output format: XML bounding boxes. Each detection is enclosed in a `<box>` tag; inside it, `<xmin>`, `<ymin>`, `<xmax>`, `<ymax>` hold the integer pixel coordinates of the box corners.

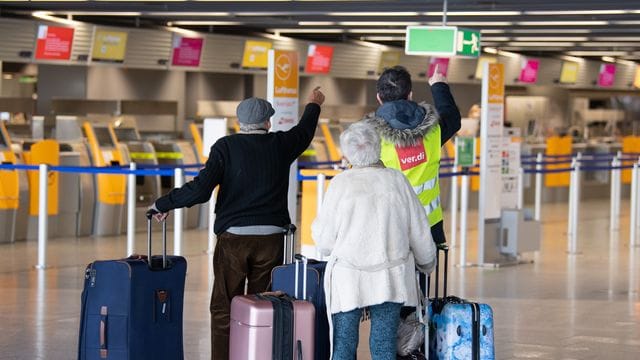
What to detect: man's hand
<box><xmin>146</xmin><ymin>204</ymin><xmax>169</xmax><ymax>222</ymax></box>
<box><xmin>429</xmin><ymin>64</ymin><xmax>447</xmax><ymax>86</ymax></box>
<box><xmin>308</xmin><ymin>86</ymin><xmax>325</xmax><ymax>106</ymax></box>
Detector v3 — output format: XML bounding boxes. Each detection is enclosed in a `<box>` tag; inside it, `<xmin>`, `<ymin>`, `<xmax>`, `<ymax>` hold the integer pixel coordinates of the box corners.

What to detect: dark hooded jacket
<box><xmin>363</xmin><ymin>82</ymin><xmax>461</xmax><ymax>244</ymax></box>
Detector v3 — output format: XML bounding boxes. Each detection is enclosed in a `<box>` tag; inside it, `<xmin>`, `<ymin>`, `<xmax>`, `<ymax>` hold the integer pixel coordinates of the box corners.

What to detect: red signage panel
<box><xmin>35</xmin><ymin>25</ymin><xmax>74</xmax><ymax>61</ymax></box>
<box><xmin>305</xmin><ymin>44</ymin><xmax>334</xmax><ymax>74</ymax></box>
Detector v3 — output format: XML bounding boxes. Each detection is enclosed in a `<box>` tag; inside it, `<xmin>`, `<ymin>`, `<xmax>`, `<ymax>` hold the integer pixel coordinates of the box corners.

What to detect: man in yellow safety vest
<box><xmin>364</xmin><ymin>65</ymin><xmax>461</xmax><ymax>245</ymax></box>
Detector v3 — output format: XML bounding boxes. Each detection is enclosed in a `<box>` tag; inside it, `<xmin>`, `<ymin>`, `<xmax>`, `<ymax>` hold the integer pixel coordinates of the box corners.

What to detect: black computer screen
<box><xmin>93</xmin><ymin>127</ymin><xmax>115</xmax><ymax>147</ymax></box>
<box><xmin>114</xmin><ymin>128</ymin><xmax>139</xmax><ymax>142</ymax></box>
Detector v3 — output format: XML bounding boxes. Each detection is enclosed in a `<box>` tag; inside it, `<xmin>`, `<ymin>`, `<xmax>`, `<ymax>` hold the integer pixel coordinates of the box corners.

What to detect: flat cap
<box><xmin>236</xmin><ymin>97</ymin><xmax>275</xmax><ymax>124</ymax></box>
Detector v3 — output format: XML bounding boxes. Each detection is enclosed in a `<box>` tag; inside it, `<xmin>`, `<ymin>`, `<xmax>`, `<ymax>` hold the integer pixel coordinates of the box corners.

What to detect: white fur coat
<box><xmin>311</xmin><ymin>166</ymin><xmax>437</xmax><ymax>314</ymax></box>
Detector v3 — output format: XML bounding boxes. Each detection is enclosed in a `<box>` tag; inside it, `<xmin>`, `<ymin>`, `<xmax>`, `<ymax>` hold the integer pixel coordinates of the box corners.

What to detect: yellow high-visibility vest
<box><xmin>380</xmin><ymin>125</ymin><xmax>442</xmax><ymax>226</ymax></box>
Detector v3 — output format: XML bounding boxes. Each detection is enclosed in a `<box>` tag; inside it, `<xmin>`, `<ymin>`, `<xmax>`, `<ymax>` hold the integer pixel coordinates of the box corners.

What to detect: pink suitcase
<box><xmin>229</xmin><ymin>225</ymin><xmax>315</xmax><ymax>359</ymax></box>
<box><xmin>230</xmin><ymin>294</ymin><xmax>315</xmax><ymax>359</ymax></box>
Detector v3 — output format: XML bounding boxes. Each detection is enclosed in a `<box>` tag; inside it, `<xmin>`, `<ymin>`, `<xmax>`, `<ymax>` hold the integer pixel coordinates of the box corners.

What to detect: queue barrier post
<box><xmin>568</xmin><ymin>158</ymin><xmax>580</xmax><ymax>254</ymax></box>
<box><xmin>35</xmin><ymin>164</ymin><xmax>49</xmax><ymax>269</ymax></box>
<box><xmin>174</xmin><ymin>167</ymin><xmax>184</xmax><ymax>256</ymax></box>
<box><xmin>609</xmin><ymin>156</ymin><xmax>621</xmax><ymax>232</ymax></box>
<box><xmin>459</xmin><ymin>169</ymin><xmax>470</xmax><ymax>266</ymax></box>
<box><xmin>631</xmin><ymin>161</ymin><xmax>640</xmax><ymax>248</ymax></box>
<box><xmin>450</xmin><ymin>173</ymin><xmax>458</xmax><ymax>248</ymax></box>
<box><xmin>127</xmin><ymin>162</ymin><xmax>137</xmax><ymax>256</ymax></box>
<box><xmin>315</xmin><ymin>173</ymin><xmax>326</xmax><ymax>259</ymax></box>
<box><xmin>534</xmin><ymin>153</ymin><xmax>543</xmax><ymax>221</ymax></box>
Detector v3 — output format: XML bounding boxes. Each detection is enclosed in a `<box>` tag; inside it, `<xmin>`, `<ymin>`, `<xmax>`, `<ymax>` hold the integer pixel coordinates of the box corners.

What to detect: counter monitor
<box><xmin>93</xmin><ymin>127</ymin><xmax>115</xmax><ymax>147</ymax></box>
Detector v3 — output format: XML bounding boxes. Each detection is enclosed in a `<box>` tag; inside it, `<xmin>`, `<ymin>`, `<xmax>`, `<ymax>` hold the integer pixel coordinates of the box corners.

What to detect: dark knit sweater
<box><xmin>156</xmin><ymin>103</ymin><xmax>321</xmax><ymax>234</ymax></box>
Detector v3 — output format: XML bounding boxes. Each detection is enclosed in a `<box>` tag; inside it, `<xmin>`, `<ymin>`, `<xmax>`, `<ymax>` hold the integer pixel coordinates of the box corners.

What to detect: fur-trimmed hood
<box><xmin>363</xmin><ymin>100</ymin><xmax>439</xmax><ymax>147</ymax></box>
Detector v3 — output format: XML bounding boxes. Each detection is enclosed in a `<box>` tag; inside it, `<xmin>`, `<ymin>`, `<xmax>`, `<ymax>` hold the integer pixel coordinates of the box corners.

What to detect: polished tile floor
<box><xmin>0</xmin><ymin>200</ymin><xmax>639</xmax><ymax>359</ymax></box>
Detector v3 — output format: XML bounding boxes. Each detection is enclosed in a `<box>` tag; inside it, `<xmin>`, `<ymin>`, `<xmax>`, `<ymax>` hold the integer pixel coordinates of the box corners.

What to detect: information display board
<box><xmin>91</xmin><ymin>29</ymin><xmax>128</xmax><ymax>63</ymax></box>
<box><xmin>305</xmin><ymin>44</ymin><xmax>334</xmax><ymax>74</ymax></box>
<box><xmin>598</xmin><ymin>63</ymin><xmax>616</xmax><ymax>87</ymax></box>
<box><xmin>35</xmin><ymin>25</ymin><xmax>74</xmax><ymax>61</ymax></box>
<box><xmin>268</xmin><ymin>50</ymin><xmax>299</xmax><ymax>130</ymax></box>
<box><xmin>455</xmin><ymin>137</ymin><xmax>476</xmax><ymax>167</ymax></box>
<box><xmin>559</xmin><ymin>61</ymin><xmax>579</xmax><ymax>84</ymax></box>
<box><xmin>241</xmin><ymin>40</ymin><xmax>272</xmax><ymax>68</ymax></box>
<box><xmin>519</xmin><ymin>58</ymin><xmax>540</xmax><ymax>84</ymax></box>
<box><xmin>171</xmin><ymin>35</ymin><xmax>204</xmax><ymax>67</ymax></box>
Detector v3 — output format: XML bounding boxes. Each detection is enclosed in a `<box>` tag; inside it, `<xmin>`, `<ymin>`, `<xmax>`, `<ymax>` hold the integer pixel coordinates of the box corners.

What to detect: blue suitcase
<box><xmin>427</xmin><ymin>245</ymin><xmax>495</xmax><ymax>360</ymax></box>
<box><xmin>271</xmin><ymin>227</ymin><xmax>330</xmax><ymax>360</ymax></box>
<box><xmin>78</xmin><ymin>216</ymin><xmax>187</xmax><ymax>360</ymax></box>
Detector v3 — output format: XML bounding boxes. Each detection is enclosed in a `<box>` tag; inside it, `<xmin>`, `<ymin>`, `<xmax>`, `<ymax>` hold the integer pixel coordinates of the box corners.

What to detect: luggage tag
<box><xmin>154</xmin><ymin>290</ymin><xmax>171</xmax><ymax>322</ymax></box>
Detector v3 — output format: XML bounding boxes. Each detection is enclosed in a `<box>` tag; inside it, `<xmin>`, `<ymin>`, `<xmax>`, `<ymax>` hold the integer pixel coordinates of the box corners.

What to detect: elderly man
<box><xmin>149</xmin><ymin>87</ymin><xmax>325</xmax><ymax>360</ymax></box>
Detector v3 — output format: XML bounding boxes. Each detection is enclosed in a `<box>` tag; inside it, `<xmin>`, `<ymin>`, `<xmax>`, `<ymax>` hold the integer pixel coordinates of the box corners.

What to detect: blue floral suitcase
<box><xmin>427</xmin><ymin>245</ymin><xmax>495</xmax><ymax>360</ymax></box>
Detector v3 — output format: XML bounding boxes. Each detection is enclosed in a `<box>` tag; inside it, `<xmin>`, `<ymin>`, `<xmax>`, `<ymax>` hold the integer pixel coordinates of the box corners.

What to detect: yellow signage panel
<box><xmin>241</xmin><ymin>40</ymin><xmax>272</xmax><ymax>68</ymax></box>
<box><xmin>378</xmin><ymin>51</ymin><xmax>402</xmax><ymax>73</ymax></box>
<box><xmin>634</xmin><ymin>66</ymin><xmax>640</xmax><ymax>89</ymax></box>
<box><xmin>560</xmin><ymin>61</ymin><xmax>579</xmax><ymax>84</ymax></box>
<box><xmin>475</xmin><ymin>56</ymin><xmax>497</xmax><ymax>79</ymax></box>
<box><xmin>92</xmin><ymin>29</ymin><xmax>128</xmax><ymax>62</ymax></box>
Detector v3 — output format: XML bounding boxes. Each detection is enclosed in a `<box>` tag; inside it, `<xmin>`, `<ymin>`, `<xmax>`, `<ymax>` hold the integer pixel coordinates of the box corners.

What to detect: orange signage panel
<box><xmin>544</xmin><ymin>136</ymin><xmax>572</xmax><ymax>187</ymax></box>
<box><xmin>487</xmin><ymin>63</ymin><xmax>505</xmax><ymax>104</ymax></box>
<box><xmin>273</xmin><ymin>50</ymin><xmax>299</xmax><ymax>98</ymax></box>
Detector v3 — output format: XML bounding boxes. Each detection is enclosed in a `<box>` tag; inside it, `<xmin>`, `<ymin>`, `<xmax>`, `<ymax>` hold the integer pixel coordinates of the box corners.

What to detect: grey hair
<box><xmin>239</xmin><ymin>121</ymin><xmax>269</xmax><ymax>132</ymax></box>
<box><xmin>340</xmin><ymin>122</ymin><xmax>381</xmax><ymax>167</ymax></box>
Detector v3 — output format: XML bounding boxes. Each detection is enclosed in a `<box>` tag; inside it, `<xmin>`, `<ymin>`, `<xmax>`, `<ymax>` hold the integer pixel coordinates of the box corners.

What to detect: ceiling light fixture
<box><xmin>165</xmin><ymin>26</ymin><xmax>202</xmax><ymax>37</ymax></box>
<box><xmin>267</xmin><ymin>28</ymin><xmax>344</xmax><ymax>33</ymax></box>
<box><xmin>147</xmin><ymin>12</ymin><xmax>230</xmax><ymax>16</ymax></box>
<box><xmin>506</xmin><ymin>42</ymin><xmax>576</xmax><ymax>47</ymax></box>
<box><xmin>327</xmin><ymin>12</ymin><xmax>420</xmax><ymax>16</ymax></box>
<box><xmin>298</xmin><ymin>21</ymin><xmax>336</xmax><ymax>26</ymax></box>
<box><xmin>512</xmin><ymin>36</ymin><xmax>589</xmax><ymax>41</ymax></box>
<box><xmin>517</xmin><ymin>21</ymin><xmax>608</xmax><ymax>26</ymax></box>
<box><xmin>346</xmin><ymin>29</ymin><xmax>407</xmax><ymax>34</ymax></box>
<box><xmin>566</xmin><ymin>51</ymin><xmax>628</xmax><ymax>56</ymax></box>
<box><xmin>337</xmin><ymin>21</ymin><xmax>422</xmax><ymax>26</ymax></box>
<box><xmin>168</xmin><ymin>20</ymin><xmax>243</xmax><ymax>26</ymax></box>
<box><xmin>509</xmin><ymin>29</ymin><xmax>592</xmax><ymax>34</ymax></box>
<box><xmin>483</xmin><ymin>47</ymin><xmax>498</xmax><ymax>54</ymax></box>
<box><xmin>524</xmin><ymin>10</ymin><xmax>628</xmax><ymax>15</ymax></box>
<box><xmin>423</xmin><ymin>11</ymin><xmax>521</xmax><ymax>16</ymax></box>
<box><xmin>559</xmin><ymin>55</ymin><xmax>585</xmax><ymax>63</ymax></box>
<box><xmin>32</xmin><ymin>11</ymin><xmax>78</xmax><ymax>25</ymax></box>
<box><xmin>360</xmin><ymin>36</ymin><xmax>406</xmax><ymax>41</ymax></box>
<box><xmin>601</xmin><ymin>56</ymin><xmax>616</xmax><ymax>63</ymax></box>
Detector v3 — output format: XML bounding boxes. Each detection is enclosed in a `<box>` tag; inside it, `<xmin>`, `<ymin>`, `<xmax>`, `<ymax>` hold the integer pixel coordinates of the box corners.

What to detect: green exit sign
<box><xmin>405</xmin><ymin>26</ymin><xmax>457</xmax><ymax>56</ymax></box>
<box><xmin>457</xmin><ymin>28</ymin><xmax>481</xmax><ymax>57</ymax></box>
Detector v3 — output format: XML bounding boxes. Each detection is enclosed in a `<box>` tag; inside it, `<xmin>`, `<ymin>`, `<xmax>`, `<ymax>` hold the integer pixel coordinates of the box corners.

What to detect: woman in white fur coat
<box><xmin>312</xmin><ymin>122</ymin><xmax>437</xmax><ymax>360</ymax></box>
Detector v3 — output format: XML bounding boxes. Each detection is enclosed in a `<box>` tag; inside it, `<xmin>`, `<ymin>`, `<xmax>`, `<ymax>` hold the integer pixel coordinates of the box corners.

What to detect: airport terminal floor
<box><xmin>1</xmin><ymin>200</ymin><xmax>638</xmax><ymax>360</ymax></box>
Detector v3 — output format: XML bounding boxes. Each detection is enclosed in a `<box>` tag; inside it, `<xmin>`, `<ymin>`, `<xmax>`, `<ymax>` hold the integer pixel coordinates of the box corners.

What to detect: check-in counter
<box><xmin>83</xmin><ymin>123</ymin><xmax>126</xmax><ymax>236</ymax></box>
<box><xmin>55</xmin><ymin>116</ymin><xmax>95</xmax><ymax>237</ymax></box>
<box><xmin>0</xmin><ymin>123</ymin><xmax>19</xmax><ymax>243</ymax></box>
<box><xmin>112</xmin><ymin>126</ymin><xmax>161</xmax><ymax>232</ymax></box>
<box><xmin>153</xmin><ymin>141</ymin><xmax>201</xmax><ymax>229</ymax></box>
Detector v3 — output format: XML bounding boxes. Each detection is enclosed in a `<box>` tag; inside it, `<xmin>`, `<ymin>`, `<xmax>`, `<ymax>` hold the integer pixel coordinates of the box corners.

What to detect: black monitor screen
<box><xmin>0</xmin><ymin>129</ymin><xmax>7</xmax><ymax>148</ymax></box>
<box><xmin>114</xmin><ymin>128</ymin><xmax>139</xmax><ymax>142</ymax></box>
<box><xmin>93</xmin><ymin>127</ymin><xmax>115</xmax><ymax>147</ymax></box>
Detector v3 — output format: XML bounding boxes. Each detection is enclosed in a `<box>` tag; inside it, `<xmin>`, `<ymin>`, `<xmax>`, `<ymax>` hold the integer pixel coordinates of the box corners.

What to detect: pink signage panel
<box><xmin>519</xmin><ymin>59</ymin><xmax>540</xmax><ymax>83</ymax></box>
<box><xmin>172</xmin><ymin>36</ymin><xmax>203</xmax><ymax>67</ymax></box>
<box><xmin>598</xmin><ymin>63</ymin><xmax>616</xmax><ymax>87</ymax></box>
<box><xmin>428</xmin><ymin>57</ymin><xmax>450</xmax><ymax>77</ymax></box>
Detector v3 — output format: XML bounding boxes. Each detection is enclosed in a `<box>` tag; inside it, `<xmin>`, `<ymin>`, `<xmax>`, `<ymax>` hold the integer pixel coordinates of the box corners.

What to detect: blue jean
<box><xmin>332</xmin><ymin>302</ymin><xmax>402</xmax><ymax>360</ymax></box>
